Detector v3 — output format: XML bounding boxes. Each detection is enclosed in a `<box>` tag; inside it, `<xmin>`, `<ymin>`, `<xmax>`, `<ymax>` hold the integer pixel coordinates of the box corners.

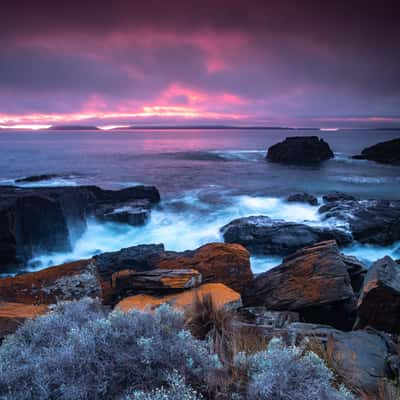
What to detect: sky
<box><xmin>1</xmin><ymin>0</ymin><xmax>400</xmax><ymax>129</ymax></box>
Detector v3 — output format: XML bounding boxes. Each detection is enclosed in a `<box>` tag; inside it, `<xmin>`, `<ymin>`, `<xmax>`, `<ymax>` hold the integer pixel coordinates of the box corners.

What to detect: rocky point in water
<box><xmin>266</xmin><ymin>136</ymin><xmax>334</xmax><ymax>164</ymax></box>
<box><xmin>319</xmin><ymin>199</ymin><xmax>400</xmax><ymax>245</ymax></box>
<box><xmin>220</xmin><ymin>215</ymin><xmax>352</xmax><ymax>256</ymax></box>
<box><xmin>0</xmin><ymin>185</ymin><xmax>160</xmax><ymax>271</ymax></box>
<box><xmin>352</xmin><ymin>137</ymin><xmax>400</xmax><ymax>164</ymax></box>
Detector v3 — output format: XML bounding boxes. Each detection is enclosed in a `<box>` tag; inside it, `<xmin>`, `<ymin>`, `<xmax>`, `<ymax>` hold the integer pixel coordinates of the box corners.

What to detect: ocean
<box><xmin>1</xmin><ymin>128</ymin><xmax>399</xmax><ymax>272</ymax></box>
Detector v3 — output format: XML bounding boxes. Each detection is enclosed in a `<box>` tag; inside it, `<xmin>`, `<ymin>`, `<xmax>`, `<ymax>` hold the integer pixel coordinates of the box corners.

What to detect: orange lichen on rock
<box><xmin>0</xmin><ymin>302</ymin><xmax>48</xmax><ymax>338</ymax></box>
<box><xmin>155</xmin><ymin>243</ymin><xmax>252</xmax><ymax>293</ymax></box>
<box><xmin>116</xmin><ymin>283</ymin><xmax>242</xmax><ymax>312</ymax></box>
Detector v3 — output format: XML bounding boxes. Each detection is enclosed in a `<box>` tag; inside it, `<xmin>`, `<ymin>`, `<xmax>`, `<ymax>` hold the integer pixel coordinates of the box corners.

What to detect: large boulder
<box><xmin>243</xmin><ymin>241</ymin><xmax>357</xmax><ymax>329</ymax></box>
<box><xmin>352</xmin><ymin>137</ymin><xmax>400</xmax><ymax>164</ymax></box>
<box><xmin>266</xmin><ymin>136</ymin><xmax>334</xmax><ymax>165</ymax></box>
<box><xmin>116</xmin><ymin>283</ymin><xmax>242</xmax><ymax>312</ymax></box>
<box><xmin>355</xmin><ymin>256</ymin><xmax>400</xmax><ymax>333</ymax></box>
<box><xmin>327</xmin><ymin>330</ymin><xmax>396</xmax><ymax>396</ymax></box>
<box><xmin>319</xmin><ymin>199</ymin><xmax>400</xmax><ymax>245</ymax></box>
<box><xmin>221</xmin><ymin>216</ymin><xmax>352</xmax><ymax>256</ymax></box>
<box><xmin>155</xmin><ymin>243</ymin><xmax>252</xmax><ymax>293</ymax></box>
<box><xmin>0</xmin><ymin>185</ymin><xmax>160</xmax><ymax>271</ymax></box>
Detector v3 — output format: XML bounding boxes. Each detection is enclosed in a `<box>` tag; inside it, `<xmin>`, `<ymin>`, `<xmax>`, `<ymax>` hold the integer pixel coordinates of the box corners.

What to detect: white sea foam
<box><xmin>28</xmin><ymin>190</ymin><xmax>398</xmax><ymax>273</ymax></box>
<box><xmin>342</xmin><ymin>242</ymin><xmax>400</xmax><ymax>266</ymax></box>
<box><xmin>209</xmin><ymin>150</ymin><xmax>265</xmax><ymax>162</ymax></box>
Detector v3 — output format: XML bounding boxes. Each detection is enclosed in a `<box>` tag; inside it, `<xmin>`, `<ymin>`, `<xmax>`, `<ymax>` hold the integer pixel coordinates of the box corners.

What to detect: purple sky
<box><xmin>1</xmin><ymin>0</ymin><xmax>400</xmax><ymax>129</ymax></box>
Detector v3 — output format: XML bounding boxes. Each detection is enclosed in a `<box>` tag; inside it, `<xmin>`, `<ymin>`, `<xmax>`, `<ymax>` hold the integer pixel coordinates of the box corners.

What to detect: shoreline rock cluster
<box><xmin>0</xmin><ymin>184</ymin><xmax>160</xmax><ymax>271</ymax></box>
<box><xmin>1</xmin><ymin>237</ymin><xmax>399</xmax><ymax>396</ymax></box>
<box><xmin>0</xmin><ymin>135</ymin><xmax>399</xmax><ymax>396</ymax></box>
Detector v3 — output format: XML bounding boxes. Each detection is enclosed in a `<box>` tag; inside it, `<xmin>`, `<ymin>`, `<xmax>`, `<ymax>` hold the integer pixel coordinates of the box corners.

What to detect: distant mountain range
<box><xmin>47</xmin><ymin>125</ymin><xmax>100</xmax><ymax>131</ymax></box>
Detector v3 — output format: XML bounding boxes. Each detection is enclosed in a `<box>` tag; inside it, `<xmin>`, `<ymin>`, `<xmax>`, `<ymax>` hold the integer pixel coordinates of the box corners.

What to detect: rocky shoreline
<box><xmin>0</xmin><ymin>136</ymin><xmax>399</xmax><ymax>398</ymax></box>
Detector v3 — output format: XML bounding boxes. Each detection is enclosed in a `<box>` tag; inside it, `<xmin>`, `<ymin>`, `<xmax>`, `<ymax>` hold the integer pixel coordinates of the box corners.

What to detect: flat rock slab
<box><xmin>112</xmin><ymin>268</ymin><xmax>202</xmax><ymax>295</ymax></box>
<box><xmin>116</xmin><ymin>283</ymin><xmax>242</xmax><ymax>312</ymax></box>
<box><xmin>355</xmin><ymin>256</ymin><xmax>400</xmax><ymax>333</ymax></box>
<box><xmin>221</xmin><ymin>215</ymin><xmax>352</xmax><ymax>256</ymax></box>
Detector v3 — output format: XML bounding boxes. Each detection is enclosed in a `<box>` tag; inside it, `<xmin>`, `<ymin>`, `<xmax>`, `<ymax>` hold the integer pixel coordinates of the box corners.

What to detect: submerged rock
<box><xmin>221</xmin><ymin>216</ymin><xmax>352</xmax><ymax>256</ymax></box>
<box><xmin>243</xmin><ymin>241</ymin><xmax>357</xmax><ymax>330</ymax></box>
<box><xmin>319</xmin><ymin>199</ymin><xmax>400</xmax><ymax>245</ymax></box>
<box><xmin>15</xmin><ymin>174</ymin><xmax>61</xmax><ymax>183</ymax></box>
<box><xmin>355</xmin><ymin>256</ymin><xmax>400</xmax><ymax>333</ymax></box>
<box><xmin>0</xmin><ymin>185</ymin><xmax>160</xmax><ymax>271</ymax></box>
<box><xmin>322</xmin><ymin>192</ymin><xmax>357</xmax><ymax>202</ymax></box>
<box><xmin>286</xmin><ymin>192</ymin><xmax>318</xmax><ymax>205</ymax></box>
<box><xmin>266</xmin><ymin>136</ymin><xmax>334</xmax><ymax>164</ymax></box>
<box><xmin>352</xmin><ymin>137</ymin><xmax>400</xmax><ymax>164</ymax></box>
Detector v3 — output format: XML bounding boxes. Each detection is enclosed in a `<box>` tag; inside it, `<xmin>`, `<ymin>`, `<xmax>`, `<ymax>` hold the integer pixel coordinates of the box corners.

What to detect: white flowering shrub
<box><xmin>0</xmin><ymin>299</ymin><xmax>219</xmax><ymax>400</ymax></box>
<box><xmin>123</xmin><ymin>371</ymin><xmax>202</xmax><ymax>400</ymax></box>
<box><xmin>235</xmin><ymin>338</ymin><xmax>355</xmax><ymax>400</ymax></box>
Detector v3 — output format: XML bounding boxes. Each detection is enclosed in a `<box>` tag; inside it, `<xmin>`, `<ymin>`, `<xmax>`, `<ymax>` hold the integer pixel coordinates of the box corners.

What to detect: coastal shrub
<box><xmin>123</xmin><ymin>371</ymin><xmax>202</xmax><ymax>400</ymax></box>
<box><xmin>234</xmin><ymin>338</ymin><xmax>355</xmax><ymax>400</ymax></box>
<box><xmin>0</xmin><ymin>299</ymin><xmax>220</xmax><ymax>400</ymax></box>
<box><xmin>185</xmin><ymin>293</ymin><xmax>235</xmax><ymax>364</ymax></box>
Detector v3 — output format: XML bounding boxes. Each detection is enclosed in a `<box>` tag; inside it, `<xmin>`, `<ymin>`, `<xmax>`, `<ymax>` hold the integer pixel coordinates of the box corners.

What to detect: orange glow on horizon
<box><xmin>0</xmin><ymin>105</ymin><xmax>247</xmax><ymax>128</ymax></box>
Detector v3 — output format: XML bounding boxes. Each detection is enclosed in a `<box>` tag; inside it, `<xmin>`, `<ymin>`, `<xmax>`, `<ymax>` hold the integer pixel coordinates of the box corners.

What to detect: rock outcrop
<box><xmin>112</xmin><ymin>268</ymin><xmax>202</xmax><ymax>296</ymax></box>
<box><xmin>266</xmin><ymin>136</ymin><xmax>334</xmax><ymax>164</ymax></box>
<box><xmin>155</xmin><ymin>243</ymin><xmax>252</xmax><ymax>293</ymax></box>
<box><xmin>286</xmin><ymin>192</ymin><xmax>318</xmax><ymax>205</ymax></box>
<box><xmin>352</xmin><ymin>137</ymin><xmax>400</xmax><ymax>164</ymax></box>
<box><xmin>322</xmin><ymin>192</ymin><xmax>357</xmax><ymax>202</ymax></box>
<box><xmin>243</xmin><ymin>241</ymin><xmax>357</xmax><ymax>329</ymax></box>
<box><xmin>116</xmin><ymin>283</ymin><xmax>242</xmax><ymax>312</ymax></box>
<box><xmin>221</xmin><ymin>216</ymin><xmax>352</xmax><ymax>256</ymax></box>
<box><xmin>0</xmin><ymin>185</ymin><xmax>160</xmax><ymax>271</ymax></box>
<box><xmin>355</xmin><ymin>256</ymin><xmax>400</xmax><ymax>333</ymax></box>
<box><xmin>319</xmin><ymin>199</ymin><xmax>400</xmax><ymax>245</ymax></box>
<box><xmin>0</xmin><ymin>242</ymin><xmax>251</xmax><ymax>307</ymax></box>
<box><xmin>0</xmin><ymin>302</ymin><xmax>48</xmax><ymax>339</ymax></box>
<box><xmin>0</xmin><ymin>259</ymin><xmax>101</xmax><ymax>305</ymax></box>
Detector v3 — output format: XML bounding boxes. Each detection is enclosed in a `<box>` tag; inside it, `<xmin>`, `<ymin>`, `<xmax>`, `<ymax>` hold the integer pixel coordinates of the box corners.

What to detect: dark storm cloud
<box><xmin>0</xmin><ymin>0</ymin><xmax>399</xmax><ymax>126</ymax></box>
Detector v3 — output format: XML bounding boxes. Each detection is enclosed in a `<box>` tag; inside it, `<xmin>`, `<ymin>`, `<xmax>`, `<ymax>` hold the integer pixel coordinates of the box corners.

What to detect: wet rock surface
<box><xmin>266</xmin><ymin>136</ymin><xmax>334</xmax><ymax>164</ymax></box>
<box><xmin>286</xmin><ymin>192</ymin><xmax>318</xmax><ymax>205</ymax></box>
<box><xmin>352</xmin><ymin>137</ymin><xmax>400</xmax><ymax>164</ymax></box>
<box><xmin>221</xmin><ymin>216</ymin><xmax>352</xmax><ymax>255</ymax></box>
<box><xmin>0</xmin><ymin>185</ymin><xmax>160</xmax><ymax>271</ymax></box>
<box><xmin>319</xmin><ymin>199</ymin><xmax>400</xmax><ymax>245</ymax></box>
